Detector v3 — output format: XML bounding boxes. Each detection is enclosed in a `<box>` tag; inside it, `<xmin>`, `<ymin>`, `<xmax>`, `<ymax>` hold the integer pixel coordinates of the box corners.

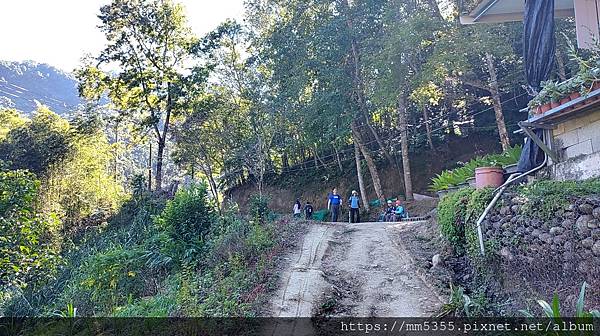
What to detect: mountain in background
<box><xmin>0</xmin><ymin>60</ymin><xmax>82</xmax><ymax>115</ymax></box>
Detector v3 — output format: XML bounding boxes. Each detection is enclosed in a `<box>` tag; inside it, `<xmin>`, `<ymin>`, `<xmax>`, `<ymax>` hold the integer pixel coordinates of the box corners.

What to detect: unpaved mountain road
<box><xmin>267</xmin><ymin>220</ymin><xmax>444</xmax><ymax>317</ymax></box>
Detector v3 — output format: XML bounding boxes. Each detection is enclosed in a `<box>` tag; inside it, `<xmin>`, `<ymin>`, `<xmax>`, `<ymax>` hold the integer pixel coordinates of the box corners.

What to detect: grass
<box><xmin>518</xmin><ymin>178</ymin><xmax>600</xmax><ymax>220</ymax></box>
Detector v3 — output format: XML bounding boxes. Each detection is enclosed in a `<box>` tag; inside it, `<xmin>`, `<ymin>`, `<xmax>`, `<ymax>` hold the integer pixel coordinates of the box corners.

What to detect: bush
<box><xmin>430</xmin><ymin>145</ymin><xmax>521</xmax><ymax>192</ymax></box>
<box><xmin>62</xmin><ymin>246</ymin><xmax>147</xmax><ymax>315</ymax></box>
<box><xmin>437</xmin><ymin>188</ymin><xmax>474</xmax><ymax>250</ymax></box>
<box><xmin>156</xmin><ymin>183</ymin><xmax>217</xmax><ymax>265</ymax></box>
<box><xmin>436</xmin><ymin>187</ymin><xmax>494</xmax><ymax>256</ymax></box>
<box><xmin>519</xmin><ymin>178</ymin><xmax>600</xmax><ymax>220</ymax></box>
<box><xmin>248</xmin><ymin>194</ymin><xmax>270</xmax><ymax>224</ymax></box>
<box><xmin>0</xmin><ymin>170</ymin><xmax>62</xmax><ymax>289</ymax></box>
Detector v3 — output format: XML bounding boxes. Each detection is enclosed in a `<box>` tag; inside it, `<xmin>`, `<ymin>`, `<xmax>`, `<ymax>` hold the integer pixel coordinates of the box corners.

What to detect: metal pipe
<box><xmin>475</xmin><ymin>129</ymin><xmax>550</xmax><ymax>256</ymax></box>
<box><xmin>474</xmin><ymin>0</ymin><xmax>500</xmax><ymax>22</ymax></box>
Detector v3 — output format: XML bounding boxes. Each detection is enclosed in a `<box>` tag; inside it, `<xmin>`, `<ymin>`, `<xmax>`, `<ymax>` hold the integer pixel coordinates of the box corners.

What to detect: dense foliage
<box><xmin>430</xmin><ymin>145</ymin><xmax>522</xmax><ymax>192</ymax></box>
<box><xmin>436</xmin><ymin>187</ymin><xmax>493</xmax><ymax>256</ymax></box>
<box><xmin>0</xmin><ymin>170</ymin><xmax>61</xmax><ymax>289</ymax></box>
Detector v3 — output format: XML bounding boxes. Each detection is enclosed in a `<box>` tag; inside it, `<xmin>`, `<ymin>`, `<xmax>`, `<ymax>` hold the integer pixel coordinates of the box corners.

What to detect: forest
<box><xmin>0</xmin><ymin>0</ymin><xmax>587</xmax><ymax>319</ymax></box>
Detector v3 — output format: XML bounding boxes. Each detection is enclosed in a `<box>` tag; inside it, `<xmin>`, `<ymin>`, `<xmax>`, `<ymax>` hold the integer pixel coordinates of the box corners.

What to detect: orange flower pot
<box><xmin>475</xmin><ymin>167</ymin><xmax>505</xmax><ymax>189</ymax></box>
<box><xmin>569</xmin><ymin>91</ymin><xmax>581</xmax><ymax>100</ymax></box>
<box><xmin>550</xmin><ymin>101</ymin><xmax>560</xmax><ymax>109</ymax></box>
<box><xmin>539</xmin><ymin>103</ymin><xmax>552</xmax><ymax>113</ymax></box>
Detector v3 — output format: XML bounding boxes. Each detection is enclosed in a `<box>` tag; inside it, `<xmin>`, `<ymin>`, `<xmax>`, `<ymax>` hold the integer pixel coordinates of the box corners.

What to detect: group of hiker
<box><xmin>378</xmin><ymin>199</ymin><xmax>407</xmax><ymax>222</ymax></box>
<box><xmin>292</xmin><ymin>187</ymin><xmax>406</xmax><ymax>223</ymax></box>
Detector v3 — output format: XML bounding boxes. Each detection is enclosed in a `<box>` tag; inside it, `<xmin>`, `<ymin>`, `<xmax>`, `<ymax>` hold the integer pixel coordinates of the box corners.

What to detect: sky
<box><xmin>0</xmin><ymin>0</ymin><xmax>245</xmax><ymax>72</ymax></box>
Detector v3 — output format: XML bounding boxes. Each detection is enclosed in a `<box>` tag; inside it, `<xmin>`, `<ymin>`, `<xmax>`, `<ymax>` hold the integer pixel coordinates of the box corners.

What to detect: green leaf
<box><xmin>537</xmin><ymin>299</ymin><xmax>555</xmax><ymax>318</ymax></box>
<box><xmin>576</xmin><ymin>282</ymin><xmax>587</xmax><ymax>317</ymax></box>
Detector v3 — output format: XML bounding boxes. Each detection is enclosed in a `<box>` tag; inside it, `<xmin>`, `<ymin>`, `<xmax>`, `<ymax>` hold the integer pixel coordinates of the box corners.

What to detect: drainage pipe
<box><xmin>475</xmin><ymin>129</ymin><xmax>550</xmax><ymax>256</ymax></box>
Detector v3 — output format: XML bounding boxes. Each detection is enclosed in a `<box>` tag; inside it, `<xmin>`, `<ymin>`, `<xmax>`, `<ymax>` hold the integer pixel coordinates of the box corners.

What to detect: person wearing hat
<box><xmin>385</xmin><ymin>200</ymin><xmax>396</xmax><ymax>222</ymax></box>
<box><xmin>348</xmin><ymin>190</ymin><xmax>361</xmax><ymax>223</ymax></box>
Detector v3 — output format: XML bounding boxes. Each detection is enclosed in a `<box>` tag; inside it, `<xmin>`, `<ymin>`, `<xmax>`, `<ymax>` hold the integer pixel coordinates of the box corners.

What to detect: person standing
<box><xmin>304</xmin><ymin>201</ymin><xmax>314</xmax><ymax>220</ymax></box>
<box><xmin>293</xmin><ymin>199</ymin><xmax>302</xmax><ymax>218</ymax></box>
<box><xmin>348</xmin><ymin>190</ymin><xmax>361</xmax><ymax>223</ymax></box>
<box><xmin>327</xmin><ymin>188</ymin><xmax>342</xmax><ymax>222</ymax></box>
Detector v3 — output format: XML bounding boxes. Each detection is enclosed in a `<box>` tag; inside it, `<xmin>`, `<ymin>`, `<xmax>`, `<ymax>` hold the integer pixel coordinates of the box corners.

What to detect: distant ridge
<box><xmin>0</xmin><ymin>60</ymin><xmax>82</xmax><ymax>115</ymax></box>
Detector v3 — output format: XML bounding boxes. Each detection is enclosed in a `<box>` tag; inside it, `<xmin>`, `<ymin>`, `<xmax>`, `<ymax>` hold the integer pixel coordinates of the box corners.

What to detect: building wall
<box><xmin>550</xmin><ymin>108</ymin><xmax>600</xmax><ymax>180</ymax></box>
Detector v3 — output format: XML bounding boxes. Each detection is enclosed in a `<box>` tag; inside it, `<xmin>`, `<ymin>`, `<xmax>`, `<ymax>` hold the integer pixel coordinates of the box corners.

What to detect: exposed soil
<box><xmin>265</xmin><ymin>216</ymin><xmax>445</xmax><ymax>317</ymax></box>
<box><xmin>229</xmin><ymin>133</ymin><xmax>502</xmax><ymax>214</ymax></box>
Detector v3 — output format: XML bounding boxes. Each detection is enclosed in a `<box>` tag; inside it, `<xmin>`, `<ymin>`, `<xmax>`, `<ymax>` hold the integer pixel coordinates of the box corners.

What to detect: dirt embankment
<box><xmin>228</xmin><ymin>133</ymin><xmax>501</xmax><ymax>214</ymax></box>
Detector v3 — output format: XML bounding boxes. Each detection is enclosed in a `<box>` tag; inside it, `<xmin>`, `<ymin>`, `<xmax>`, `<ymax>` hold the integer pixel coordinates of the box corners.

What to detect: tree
<box><xmin>0</xmin><ymin>107</ymin><xmax>72</xmax><ymax>176</ymax></box>
<box><xmin>77</xmin><ymin>0</ymin><xmax>204</xmax><ymax>190</ymax></box>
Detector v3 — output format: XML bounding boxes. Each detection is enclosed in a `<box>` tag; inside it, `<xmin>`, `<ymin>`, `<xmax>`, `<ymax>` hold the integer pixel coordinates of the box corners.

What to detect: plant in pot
<box><xmin>537</xmin><ymin>87</ymin><xmax>552</xmax><ymax>114</ymax></box>
<box><xmin>543</xmin><ymin>80</ymin><xmax>562</xmax><ymax>109</ymax></box>
<box><xmin>557</xmin><ymin>80</ymin><xmax>573</xmax><ymax>106</ymax></box>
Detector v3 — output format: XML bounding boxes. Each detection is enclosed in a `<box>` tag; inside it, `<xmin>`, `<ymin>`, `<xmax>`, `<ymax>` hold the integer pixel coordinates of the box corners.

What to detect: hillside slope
<box><xmin>229</xmin><ymin>133</ymin><xmax>503</xmax><ymax>215</ymax></box>
<box><xmin>0</xmin><ymin>60</ymin><xmax>81</xmax><ymax>115</ymax></box>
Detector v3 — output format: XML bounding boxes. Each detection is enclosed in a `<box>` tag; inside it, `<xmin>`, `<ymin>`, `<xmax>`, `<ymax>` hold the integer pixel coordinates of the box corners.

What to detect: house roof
<box><xmin>460</xmin><ymin>0</ymin><xmax>575</xmax><ymax>24</ymax></box>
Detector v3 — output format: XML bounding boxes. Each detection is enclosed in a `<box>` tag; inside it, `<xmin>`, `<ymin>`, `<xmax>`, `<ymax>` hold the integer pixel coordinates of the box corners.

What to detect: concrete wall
<box><xmin>550</xmin><ymin>109</ymin><xmax>600</xmax><ymax>180</ymax></box>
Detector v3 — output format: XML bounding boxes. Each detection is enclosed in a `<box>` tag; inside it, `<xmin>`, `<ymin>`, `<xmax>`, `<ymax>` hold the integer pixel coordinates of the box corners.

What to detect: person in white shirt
<box><xmin>293</xmin><ymin>199</ymin><xmax>302</xmax><ymax>218</ymax></box>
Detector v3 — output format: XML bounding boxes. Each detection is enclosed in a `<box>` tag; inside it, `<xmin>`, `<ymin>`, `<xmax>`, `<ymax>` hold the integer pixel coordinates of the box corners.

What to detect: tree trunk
<box><xmin>155</xmin><ymin>138</ymin><xmax>165</xmax><ymax>192</ymax></box>
<box><xmin>148</xmin><ymin>142</ymin><xmax>152</xmax><ymax>191</ymax></box>
<box><xmin>354</xmin><ymin>142</ymin><xmax>369</xmax><ymax>212</ymax></box>
<box><xmin>113</xmin><ymin>121</ymin><xmax>119</xmax><ymax>182</ymax></box>
<box><xmin>397</xmin><ymin>95</ymin><xmax>414</xmax><ymax>201</ymax></box>
<box><xmin>422</xmin><ymin>106</ymin><xmax>435</xmax><ymax>150</ymax></box>
<box><xmin>426</xmin><ymin>0</ymin><xmax>444</xmax><ymax>21</ymax></box>
<box><xmin>352</xmin><ymin>121</ymin><xmax>385</xmax><ymax>203</ymax></box>
<box><xmin>334</xmin><ymin>145</ymin><xmax>343</xmax><ymax>172</ymax></box>
<box><xmin>154</xmin><ymin>84</ymin><xmax>173</xmax><ymax>191</ymax></box>
<box><xmin>485</xmin><ymin>52</ymin><xmax>511</xmax><ymax>151</ymax></box>
<box><xmin>340</xmin><ymin>0</ymin><xmax>398</xmax><ymax>172</ymax></box>
<box><xmin>556</xmin><ymin>50</ymin><xmax>567</xmax><ymax>81</ymax></box>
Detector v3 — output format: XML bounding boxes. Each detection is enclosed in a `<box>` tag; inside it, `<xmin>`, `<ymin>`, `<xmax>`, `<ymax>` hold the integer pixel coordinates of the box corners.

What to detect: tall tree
<box><xmin>77</xmin><ymin>0</ymin><xmax>202</xmax><ymax>190</ymax></box>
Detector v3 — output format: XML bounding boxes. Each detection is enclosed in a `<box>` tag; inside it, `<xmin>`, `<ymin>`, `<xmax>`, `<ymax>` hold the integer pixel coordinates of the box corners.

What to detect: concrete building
<box><xmin>527</xmin><ymin>92</ymin><xmax>600</xmax><ymax>180</ymax></box>
<box><xmin>462</xmin><ymin>0</ymin><xmax>600</xmax><ymax>181</ymax></box>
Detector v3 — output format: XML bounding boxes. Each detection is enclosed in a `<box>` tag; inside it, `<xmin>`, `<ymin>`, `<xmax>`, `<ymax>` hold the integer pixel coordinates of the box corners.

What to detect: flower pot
<box><xmin>559</xmin><ymin>97</ymin><xmax>570</xmax><ymax>105</ymax></box>
<box><xmin>457</xmin><ymin>182</ymin><xmax>469</xmax><ymax>189</ymax></box>
<box><xmin>447</xmin><ymin>186</ymin><xmax>459</xmax><ymax>194</ymax></box>
<box><xmin>539</xmin><ymin>103</ymin><xmax>552</xmax><ymax>113</ymax></box>
<box><xmin>550</xmin><ymin>101</ymin><xmax>560</xmax><ymax>109</ymax></box>
<box><xmin>593</xmin><ymin>81</ymin><xmax>600</xmax><ymax>91</ymax></box>
<box><xmin>475</xmin><ymin>167</ymin><xmax>504</xmax><ymax>189</ymax></box>
<box><xmin>466</xmin><ymin>177</ymin><xmax>476</xmax><ymax>188</ymax></box>
<box><xmin>503</xmin><ymin>163</ymin><xmax>519</xmax><ymax>175</ymax></box>
<box><xmin>569</xmin><ymin>91</ymin><xmax>581</xmax><ymax>100</ymax></box>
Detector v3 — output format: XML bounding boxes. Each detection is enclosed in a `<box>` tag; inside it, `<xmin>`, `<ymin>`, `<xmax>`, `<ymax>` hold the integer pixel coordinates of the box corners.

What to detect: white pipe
<box><xmin>475</xmin><ymin>130</ymin><xmax>550</xmax><ymax>256</ymax></box>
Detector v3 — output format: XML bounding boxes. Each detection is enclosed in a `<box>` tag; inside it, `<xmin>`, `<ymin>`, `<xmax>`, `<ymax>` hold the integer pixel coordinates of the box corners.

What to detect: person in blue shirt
<box><xmin>327</xmin><ymin>188</ymin><xmax>342</xmax><ymax>222</ymax></box>
<box><xmin>348</xmin><ymin>190</ymin><xmax>361</xmax><ymax>223</ymax></box>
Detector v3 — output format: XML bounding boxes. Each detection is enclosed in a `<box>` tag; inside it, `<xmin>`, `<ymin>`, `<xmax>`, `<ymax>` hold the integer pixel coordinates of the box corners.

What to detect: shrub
<box><xmin>437</xmin><ymin>188</ymin><xmax>474</xmax><ymax>251</ymax></box>
<box><xmin>519</xmin><ymin>178</ymin><xmax>600</xmax><ymax>220</ymax></box>
<box><xmin>62</xmin><ymin>246</ymin><xmax>146</xmax><ymax>315</ymax></box>
<box><xmin>436</xmin><ymin>187</ymin><xmax>494</xmax><ymax>256</ymax></box>
<box><xmin>464</xmin><ymin>188</ymin><xmax>494</xmax><ymax>258</ymax></box>
<box><xmin>156</xmin><ymin>183</ymin><xmax>217</xmax><ymax>265</ymax></box>
<box><xmin>248</xmin><ymin>194</ymin><xmax>270</xmax><ymax>224</ymax></box>
<box><xmin>0</xmin><ymin>170</ymin><xmax>62</xmax><ymax>289</ymax></box>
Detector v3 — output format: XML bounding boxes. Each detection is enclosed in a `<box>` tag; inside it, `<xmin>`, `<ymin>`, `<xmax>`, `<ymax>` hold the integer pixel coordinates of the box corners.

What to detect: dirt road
<box><xmin>267</xmin><ymin>220</ymin><xmax>444</xmax><ymax>317</ymax></box>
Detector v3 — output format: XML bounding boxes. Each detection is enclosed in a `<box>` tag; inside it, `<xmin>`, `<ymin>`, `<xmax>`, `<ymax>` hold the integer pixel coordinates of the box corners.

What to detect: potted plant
<box><xmin>557</xmin><ymin>80</ymin><xmax>572</xmax><ymax>106</ymax></box>
<box><xmin>466</xmin><ymin>176</ymin><xmax>476</xmax><ymax>187</ymax></box>
<box><xmin>544</xmin><ymin>80</ymin><xmax>562</xmax><ymax>109</ymax></box>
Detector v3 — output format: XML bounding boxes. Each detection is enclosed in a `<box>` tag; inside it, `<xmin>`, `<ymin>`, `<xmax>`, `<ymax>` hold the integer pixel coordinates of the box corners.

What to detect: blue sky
<box><xmin>0</xmin><ymin>0</ymin><xmax>245</xmax><ymax>72</ymax></box>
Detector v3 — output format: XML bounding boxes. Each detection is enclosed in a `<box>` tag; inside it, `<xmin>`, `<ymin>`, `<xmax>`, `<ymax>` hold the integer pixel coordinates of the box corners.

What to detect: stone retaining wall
<box><xmin>482</xmin><ymin>192</ymin><xmax>600</xmax><ymax>303</ymax></box>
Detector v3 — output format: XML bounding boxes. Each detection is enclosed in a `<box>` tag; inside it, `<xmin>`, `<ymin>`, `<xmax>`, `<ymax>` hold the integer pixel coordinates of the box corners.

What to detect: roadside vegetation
<box><xmin>434</xmin><ymin>177</ymin><xmax>600</xmax><ymax>317</ymax></box>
